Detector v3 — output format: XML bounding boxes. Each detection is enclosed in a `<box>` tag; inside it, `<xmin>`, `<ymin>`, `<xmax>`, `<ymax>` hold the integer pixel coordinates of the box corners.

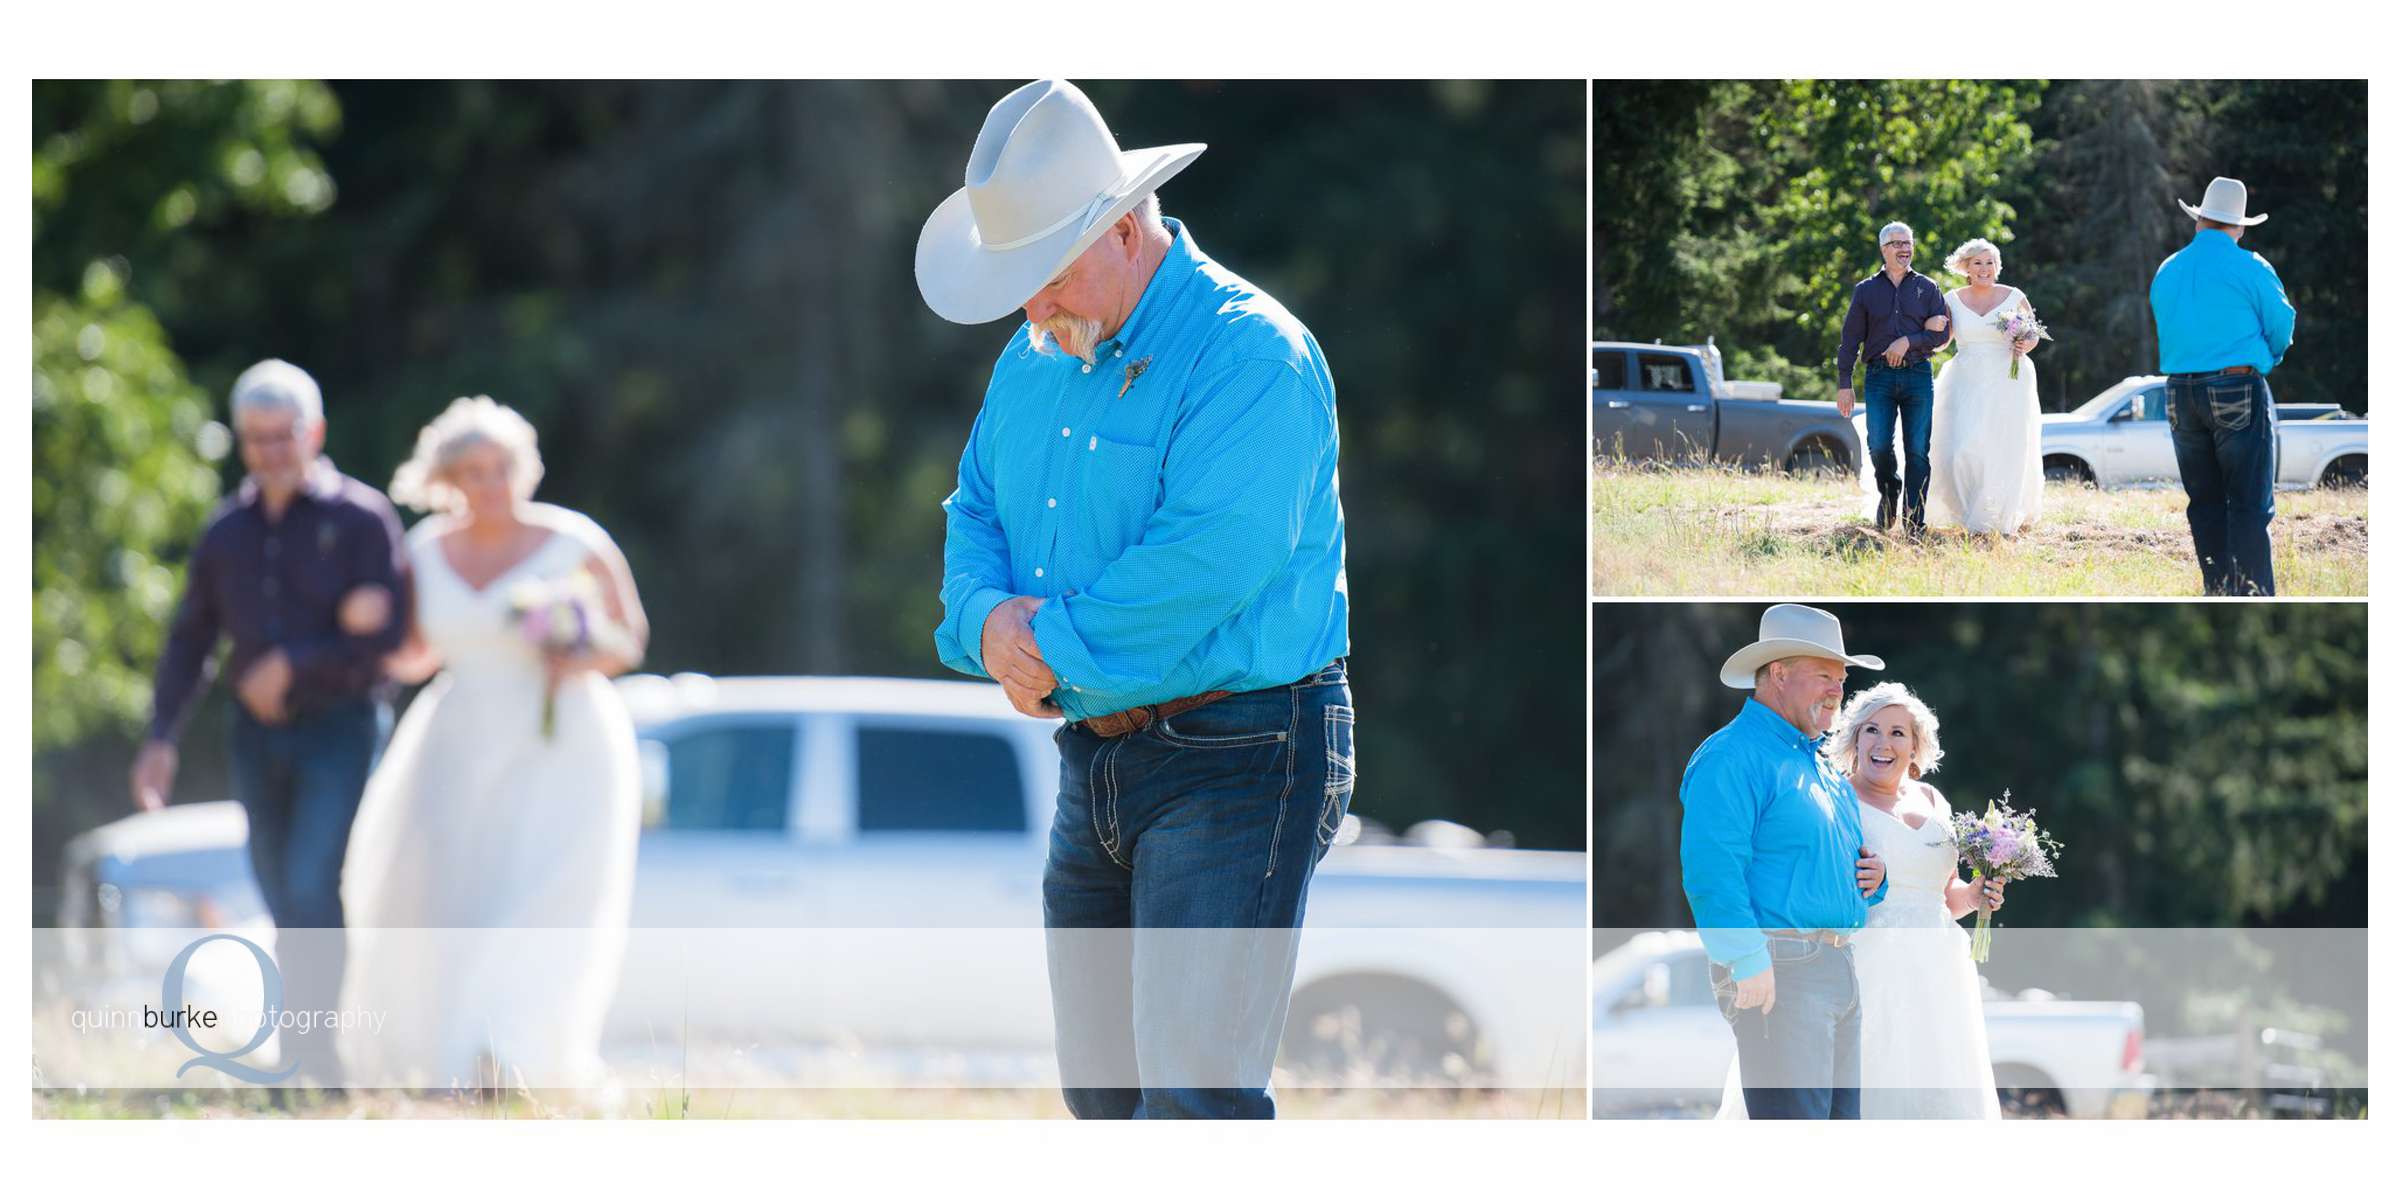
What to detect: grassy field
<box><xmin>32</xmin><ymin>1085</ymin><xmax>1579</xmax><ymax>1120</ymax></box>
<box><xmin>1590</xmin><ymin>461</ymin><xmax>2368</xmax><ymax>597</ymax></box>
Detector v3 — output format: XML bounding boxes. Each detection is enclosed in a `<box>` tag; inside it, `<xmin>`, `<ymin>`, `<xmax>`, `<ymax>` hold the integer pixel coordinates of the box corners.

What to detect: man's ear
<box><xmin>1111</xmin><ymin>211</ymin><xmax>1142</xmax><ymax>258</ymax></box>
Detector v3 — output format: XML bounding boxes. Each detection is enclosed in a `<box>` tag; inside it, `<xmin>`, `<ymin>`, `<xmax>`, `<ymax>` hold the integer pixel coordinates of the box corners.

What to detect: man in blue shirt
<box><xmin>2151</xmin><ymin>176</ymin><xmax>2297</xmax><ymax>596</ymax></box>
<box><xmin>1835</xmin><ymin>222</ymin><xmax>1953</xmax><ymax>536</ymax></box>
<box><xmin>1681</xmin><ymin>604</ymin><xmax>1889</xmax><ymax>1119</ymax></box>
<box><xmin>920</xmin><ymin>80</ymin><xmax>1350</xmax><ymax>1120</ymax></box>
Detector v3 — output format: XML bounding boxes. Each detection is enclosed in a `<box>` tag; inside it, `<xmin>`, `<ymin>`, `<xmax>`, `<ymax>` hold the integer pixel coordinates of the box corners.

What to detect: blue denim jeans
<box><xmin>1714</xmin><ymin>936</ymin><xmax>1861</xmax><ymax>1119</ymax></box>
<box><xmin>2167</xmin><ymin>371</ymin><xmax>2278</xmax><ymax>596</ymax></box>
<box><xmin>1862</xmin><ymin>362</ymin><xmax>1935</xmax><ymax>531</ymax></box>
<box><xmin>1043</xmin><ymin>660</ymin><xmax>1355</xmax><ymax>1120</ymax></box>
<box><xmin>229</xmin><ymin>697</ymin><xmax>384</xmax><ymax>1078</ymax></box>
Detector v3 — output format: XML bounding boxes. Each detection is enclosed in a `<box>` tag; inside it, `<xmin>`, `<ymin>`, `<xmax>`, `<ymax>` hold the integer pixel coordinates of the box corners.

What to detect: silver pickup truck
<box><xmin>1590</xmin><ymin>931</ymin><xmax>2152</xmax><ymax>1118</ymax></box>
<box><xmin>2040</xmin><ymin>375</ymin><xmax>2367</xmax><ymax>490</ymax></box>
<box><xmin>1593</xmin><ymin>340</ymin><xmax>1861</xmax><ymax>474</ymax></box>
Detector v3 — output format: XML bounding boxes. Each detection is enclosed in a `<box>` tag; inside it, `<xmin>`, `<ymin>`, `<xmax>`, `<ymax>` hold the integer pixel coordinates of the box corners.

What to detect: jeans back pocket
<box><xmin>1317</xmin><ymin>704</ymin><xmax>1355</xmax><ymax>846</ymax></box>
<box><xmin>2208</xmin><ymin>382</ymin><xmax>2255</xmax><ymax>432</ymax></box>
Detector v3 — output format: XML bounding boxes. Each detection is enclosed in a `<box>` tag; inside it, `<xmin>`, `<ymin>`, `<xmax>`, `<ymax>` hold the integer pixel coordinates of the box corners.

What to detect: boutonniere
<box><xmin>1118</xmin><ymin>356</ymin><xmax>1152</xmax><ymax>400</ymax></box>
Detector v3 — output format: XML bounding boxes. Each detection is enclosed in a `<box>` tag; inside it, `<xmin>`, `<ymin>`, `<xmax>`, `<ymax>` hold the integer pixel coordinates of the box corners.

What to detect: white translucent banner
<box><xmin>1591</xmin><ymin>928</ymin><xmax>2367</xmax><ymax>1117</ymax></box>
<box><xmin>31</xmin><ymin>927</ymin><xmax>1588</xmax><ymax>1091</ymax></box>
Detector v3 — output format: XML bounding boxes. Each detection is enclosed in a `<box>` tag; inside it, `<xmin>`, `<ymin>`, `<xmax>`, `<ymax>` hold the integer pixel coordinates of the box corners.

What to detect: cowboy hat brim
<box><xmin>1719</xmin><ymin>639</ymin><xmax>1886</xmax><ymax>689</ymax></box>
<box><xmin>915</xmin><ymin>142</ymin><xmax>1205</xmax><ymax>326</ymax></box>
<box><xmin>2178</xmin><ymin>198</ymin><xmax>2269</xmax><ymax>226</ymax></box>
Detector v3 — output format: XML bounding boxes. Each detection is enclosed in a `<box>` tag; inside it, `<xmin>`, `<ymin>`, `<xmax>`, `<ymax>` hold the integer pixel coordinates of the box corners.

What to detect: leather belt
<box><xmin>1763</xmin><ymin>928</ymin><xmax>1853</xmax><ymax>949</ymax></box>
<box><xmin>1081</xmin><ymin>690</ymin><xmax>1235</xmax><ymax>739</ymax></box>
<box><xmin>2170</xmin><ymin>365</ymin><xmax>2255</xmax><ymax>378</ymax></box>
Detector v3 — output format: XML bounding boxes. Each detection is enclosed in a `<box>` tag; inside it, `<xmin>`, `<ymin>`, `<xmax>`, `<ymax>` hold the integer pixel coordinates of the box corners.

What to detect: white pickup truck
<box><xmin>1589</xmin><ymin>931</ymin><xmax>2152</xmax><ymax>1118</ymax></box>
<box><xmin>2039</xmin><ymin>375</ymin><xmax>2367</xmax><ymax>490</ymax></box>
<box><xmin>57</xmin><ymin>674</ymin><xmax>1589</xmax><ymax>1088</ymax></box>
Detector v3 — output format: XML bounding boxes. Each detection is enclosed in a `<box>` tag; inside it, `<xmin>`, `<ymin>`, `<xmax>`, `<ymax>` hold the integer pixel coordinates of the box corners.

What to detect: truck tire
<box><xmin>1785</xmin><ymin>441</ymin><xmax>1845</xmax><ymax>478</ymax></box>
<box><xmin>2043</xmin><ymin>456</ymin><xmax>2095</xmax><ymax>486</ymax></box>
<box><xmin>2319</xmin><ymin>455</ymin><xmax>2367</xmax><ymax>489</ymax></box>
<box><xmin>1995</xmin><ymin>1064</ymin><xmax>2070</xmax><ymax>1118</ymax></box>
<box><xmin>1280</xmin><ymin>974</ymin><xmax>1487</xmax><ymax>1084</ymax></box>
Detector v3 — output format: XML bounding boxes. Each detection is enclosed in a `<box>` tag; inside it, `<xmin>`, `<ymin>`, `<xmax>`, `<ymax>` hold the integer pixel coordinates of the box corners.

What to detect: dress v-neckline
<box><xmin>436</xmin><ymin>527</ymin><xmax>563</xmax><ymax>596</ymax></box>
<box><xmin>1956</xmin><ymin>286</ymin><xmax>2014</xmax><ymax>319</ymax></box>
<box><xmin>1862</xmin><ymin>794</ymin><xmax>1932</xmax><ymax>832</ymax></box>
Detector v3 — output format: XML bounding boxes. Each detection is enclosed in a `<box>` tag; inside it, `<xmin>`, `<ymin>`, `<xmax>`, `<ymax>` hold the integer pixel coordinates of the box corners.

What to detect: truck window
<box><xmin>1666</xmin><ymin>950</ymin><xmax>1715</xmax><ymax>1007</ymax></box>
<box><xmin>856</xmin><ymin>727</ymin><xmax>1026</xmax><ymax>833</ymax></box>
<box><xmin>659</xmin><ymin>722</ymin><xmax>796</xmax><ymax>831</ymax></box>
<box><xmin>1635</xmin><ymin>353</ymin><xmax>1695</xmax><ymax>394</ymax></box>
<box><xmin>1593</xmin><ymin>351</ymin><xmax>1627</xmax><ymax>390</ymax></box>
<box><xmin>2129</xmin><ymin>387</ymin><xmax>2168</xmax><ymax>421</ymax></box>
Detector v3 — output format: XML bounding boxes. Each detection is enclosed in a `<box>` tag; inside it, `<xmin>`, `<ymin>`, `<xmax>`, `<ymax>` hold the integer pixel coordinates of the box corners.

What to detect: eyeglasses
<box><xmin>1882</xmin><ymin>240</ymin><xmax>1913</xmax><ymax>248</ymax></box>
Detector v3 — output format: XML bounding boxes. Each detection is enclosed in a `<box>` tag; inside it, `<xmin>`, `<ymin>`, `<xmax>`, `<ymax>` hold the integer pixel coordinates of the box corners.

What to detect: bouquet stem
<box><xmin>1968</xmin><ymin>867</ymin><xmax>1994</xmax><ymax>962</ymax></box>
<box><xmin>541</xmin><ymin>690</ymin><xmax>557</xmax><ymax>740</ymax></box>
<box><xmin>2008</xmin><ymin>354</ymin><xmax>2022</xmax><ymax>380</ymax></box>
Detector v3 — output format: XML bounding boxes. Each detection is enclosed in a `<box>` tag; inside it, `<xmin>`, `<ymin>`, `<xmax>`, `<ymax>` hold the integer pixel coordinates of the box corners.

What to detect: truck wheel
<box><xmin>2320</xmin><ymin>455</ymin><xmax>2367</xmax><ymax>489</ymax></box>
<box><xmin>1995</xmin><ymin>1064</ymin><xmax>2069</xmax><ymax>1117</ymax></box>
<box><xmin>1785</xmin><ymin>442</ymin><xmax>1843</xmax><ymax>478</ymax></box>
<box><xmin>1280</xmin><ymin>974</ymin><xmax>1486</xmax><ymax>1084</ymax></box>
<box><xmin>2043</xmin><ymin>457</ymin><xmax>2094</xmax><ymax>486</ymax></box>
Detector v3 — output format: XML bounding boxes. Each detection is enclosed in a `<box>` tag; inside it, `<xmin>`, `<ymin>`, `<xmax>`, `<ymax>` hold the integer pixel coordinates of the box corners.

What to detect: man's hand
<box><xmin>130</xmin><ymin>741</ymin><xmax>178</xmax><ymax>812</ymax></box>
<box><xmin>1924</xmin><ymin>314</ymin><xmax>1949</xmax><ymax>333</ymax></box>
<box><xmin>981</xmin><ymin>596</ymin><xmax>1059</xmax><ymax>715</ymax></box>
<box><xmin>1835</xmin><ymin>388</ymin><xmax>1855</xmax><ymax>419</ymax></box>
<box><xmin>1881</xmin><ymin>337</ymin><xmax>1910</xmax><ymax>367</ymax></box>
<box><xmin>337</xmin><ymin>584</ymin><xmax>394</xmax><ymax>637</ymax></box>
<box><xmin>1857</xmin><ymin>847</ymin><xmax>1886</xmax><ymax>896</ymax></box>
<box><xmin>235</xmin><ymin>648</ymin><xmax>294</xmax><ymax>724</ymax></box>
<box><xmin>1734</xmin><ymin>966</ymin><xmax>1776</xmax><ymax>1015</ymax></box>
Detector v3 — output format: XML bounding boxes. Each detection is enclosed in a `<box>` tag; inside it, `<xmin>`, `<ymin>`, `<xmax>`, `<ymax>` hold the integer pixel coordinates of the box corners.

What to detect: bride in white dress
<box><xmin>339</xmin><ymin>396</ymin><xmax>648</xmax><ymax>1089</ymax></box>
<box><xmin>1719</xmin><ymin>682</ymin><xmax>2006</xmax><ymax>1119</ymax></box>
<box><xmin>1925</xmin><ymin>238</ymin><xmax>2046</xmax><ymax>535</ymax></box>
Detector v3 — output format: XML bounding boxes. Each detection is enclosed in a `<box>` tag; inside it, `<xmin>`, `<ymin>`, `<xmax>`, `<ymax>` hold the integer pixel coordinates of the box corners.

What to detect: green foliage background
<box><xmin>1594</xmin><ymin>80</ymin><xmax>2366</xmax><ymax>412</ymax></box>
<box><xmin>31</xmin><ymin>82</ymin><xmax>1589</xmax><ymax>910</ymax></box>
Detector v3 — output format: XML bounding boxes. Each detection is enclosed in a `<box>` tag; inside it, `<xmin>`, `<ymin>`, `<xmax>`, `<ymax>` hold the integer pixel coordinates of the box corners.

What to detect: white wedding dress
<box><xmin>1924</xmin><ymin>286</ymin><xmax>2045</xmax><ymax>535</ymax></box>
<box><xmin>1718</xmin><ymin>787</ymin><xmax>2002</xmax><ymax>1119</ymax></box>
<box><xmin>340</xmin><ymin>504</ymin><xmax>640</xmax><ymax>1089</ymax></box>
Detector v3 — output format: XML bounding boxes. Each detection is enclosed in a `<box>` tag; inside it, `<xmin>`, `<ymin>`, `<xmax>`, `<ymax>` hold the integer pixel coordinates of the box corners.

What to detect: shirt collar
<box><xmin>1739</xmin><ymin>696</ymin><xmax>1821</xmax><ymax>753</ymax></box>
<box><xmin>2195</xmin><ymin>228</ymin><xmax>2239</xmax><ymax>252</ymax></box>
<box><xmin>235</xmin><ymin>457</ymin><xmax>343</xmax><ymax>510</ymax></box>
<box><xmin>1099</xmin><ymin>216</ymin><xmax>1203</xmax><ymax>359</ymax></box>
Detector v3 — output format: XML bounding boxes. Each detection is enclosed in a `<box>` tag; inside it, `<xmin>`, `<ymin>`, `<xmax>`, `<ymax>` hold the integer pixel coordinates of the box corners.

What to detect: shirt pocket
<box><xmin>1077</xmin><ymin>437</ymin><xmax>1163</xmax><ymax>563</ymax></box>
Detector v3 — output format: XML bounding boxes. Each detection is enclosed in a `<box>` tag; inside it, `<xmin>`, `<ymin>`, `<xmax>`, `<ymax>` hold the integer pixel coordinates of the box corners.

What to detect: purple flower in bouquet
<box><xmin>506</xmin><ymin>570</ymin><xmax>601</xmax><ymax>739</ymax></box>
<box><xmin>1992</xmin><ymin>309</ymin><xmax>2052</xmax><ymax>379</ymax></box>
<box><xmin>1949</xmin><ymin>790</ymin><xmax>2062</xmax><ymax>963</ymax></box>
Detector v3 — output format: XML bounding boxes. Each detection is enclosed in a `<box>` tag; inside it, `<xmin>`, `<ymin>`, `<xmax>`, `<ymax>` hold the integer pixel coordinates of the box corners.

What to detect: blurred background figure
<box><xmin>341</xmin><ymin>397</ymin><xmax>648</xmax><ymax>1088</ymax></box>
<box><xmin>130</xmin><ymin>358</ymin><xmax>412</xmax><ymax>1082</ymax></box>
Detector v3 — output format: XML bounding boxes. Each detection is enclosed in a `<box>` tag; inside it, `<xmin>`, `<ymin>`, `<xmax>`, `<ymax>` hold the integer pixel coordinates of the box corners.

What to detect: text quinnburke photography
<box><xmin>31</xmin><ymin>80</ymin><xmax>1592</xmax><ymax>1120</ymax></box>
<box><xmin>1589</xmin><ymin>600</ymin><xmax>2365</xmax><ymax>1119</ymax></box>
<box><xmin>1591</xmin><ymin>80</ymin><xmax>2365</xmax><ymax>599</ymax></box>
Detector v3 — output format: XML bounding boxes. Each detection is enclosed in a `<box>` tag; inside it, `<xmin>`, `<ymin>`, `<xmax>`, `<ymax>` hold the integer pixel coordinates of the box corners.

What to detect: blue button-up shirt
<box><xmin>935</xmin><ymin>218</ymin><xmax>1349</xmax><ymax>721</ymax></box>
<box><xmin>1680</xmin><ymin>698</ymin><xmax>1885</xmax><ymax>981</ymax></box>
<box><xmin>2152</xmin><ymin>229</ymin><xmax>2296</xmax><ymax>376</ymax></box>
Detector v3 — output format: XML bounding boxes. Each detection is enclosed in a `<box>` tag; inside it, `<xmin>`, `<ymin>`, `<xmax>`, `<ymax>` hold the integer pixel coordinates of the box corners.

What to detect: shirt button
<box><xmin>1034</xmin><ymin>567</ymin><xmax>1044</xmax><ymax>578</ymax></box>
<box><xmin>1047</xmin><ymin>498</ymin><xmax>1057</xmax><ymax>508</ymax></box>
<box><xmin>1088</xmin><ymin>436</ymin><xmax>1098</xmax><ymax>451</ymax></box>
<box><xmin>1113</xmin><ymin>348</ymin><xmax>1124</xmax><ymax>359</ymax></box>
<box><xmin>1061</xmin><ymin>427</ymin><xmax>1071</xmax><ymax>438</ymax></box>
<box><xmin>262</xmin><ymin>578</ymin><xmax>279</xmax><ymax>598</ymax></box>
<box><xmin>263</xmin><ymin>538</ymin><xmax>278</xmax><ymax>558</ymax></box>
<box><xmin>1079</xmin><ymin>364</ymin><xmax>1092</xmax><ymax>375</ymax></box>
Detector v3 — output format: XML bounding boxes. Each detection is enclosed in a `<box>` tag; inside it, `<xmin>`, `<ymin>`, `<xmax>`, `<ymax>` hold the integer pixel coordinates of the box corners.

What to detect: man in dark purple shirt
<box><xmin>1834</xmin><ymin>222</ymin><xmax>1953</xmax><ymax>535</ymax></box>
<box><xmin>129</xmin><ymin>358</ymin><xmax>409</xmax><ymax>1083</ymax></box>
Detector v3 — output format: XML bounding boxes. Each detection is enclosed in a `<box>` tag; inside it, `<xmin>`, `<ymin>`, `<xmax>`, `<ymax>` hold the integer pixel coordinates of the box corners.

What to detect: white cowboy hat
<box><xmin>2178</xmin><ymin>176</ymin><xmax>2269</xmax><ymax>227</ymax></box>
<box><xmin>915</xmin><ymin>80</ymin><xmax>1205</xmax><ymax>325</ymax></box>
<box><xmin>1719</xmin><ymin>604</ymin><xmax>1885</xmax><ymax>689</ymax></box>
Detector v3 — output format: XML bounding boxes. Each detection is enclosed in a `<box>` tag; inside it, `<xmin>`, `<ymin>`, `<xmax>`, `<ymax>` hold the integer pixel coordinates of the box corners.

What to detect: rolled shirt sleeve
<box><xmin>284</xmin><ymin>490</ymin><xmax>412</xmax><ymax>696</ymax></box>
<box><xmin>1680</xmin><ymin>742</ymin><xmax>1772</xmax><ymax>982</ymax></box>
<box><xmin>146</xmin><ymin>526</ymin><xmax>226</xmax><ymax>744</ymax></box>
<box><xmin>1029</xmin><ymin>358</ymin><xmax>1332</xmax><ymax>699</ymax></box>
<box><xmin>1835</xmin><ymin>285</ymin><xmax>1868</xmax><ymax>390</ymax></box>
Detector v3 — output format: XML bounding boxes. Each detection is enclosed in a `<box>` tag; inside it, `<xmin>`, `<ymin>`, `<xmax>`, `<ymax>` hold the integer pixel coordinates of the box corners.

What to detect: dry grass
<box><xmin>1589</xmin><ymin>460</ymin><xmax>2368</xmax><ymax>597</ymax></box>
<box><xmin>32</xmin><ymin>1085</ymin><xmax>1578</xmax><ymax>1120</ymax></box>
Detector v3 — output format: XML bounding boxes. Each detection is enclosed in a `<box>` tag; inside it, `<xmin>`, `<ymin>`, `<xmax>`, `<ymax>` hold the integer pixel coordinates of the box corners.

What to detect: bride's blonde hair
<box><xmin>1825</xmin><ymin>682</ymin><xmax>1945</xmax><ymax>780</ymax></box>
<box><xmin>389</xmin><ymin>395</ymin><xmax>545</xmax><ymax>513</ymax></box>
<box><xmin>1943</xmin><ymin>238</ymin><xmax>2003</xmax><ymax>279</ymax></box>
